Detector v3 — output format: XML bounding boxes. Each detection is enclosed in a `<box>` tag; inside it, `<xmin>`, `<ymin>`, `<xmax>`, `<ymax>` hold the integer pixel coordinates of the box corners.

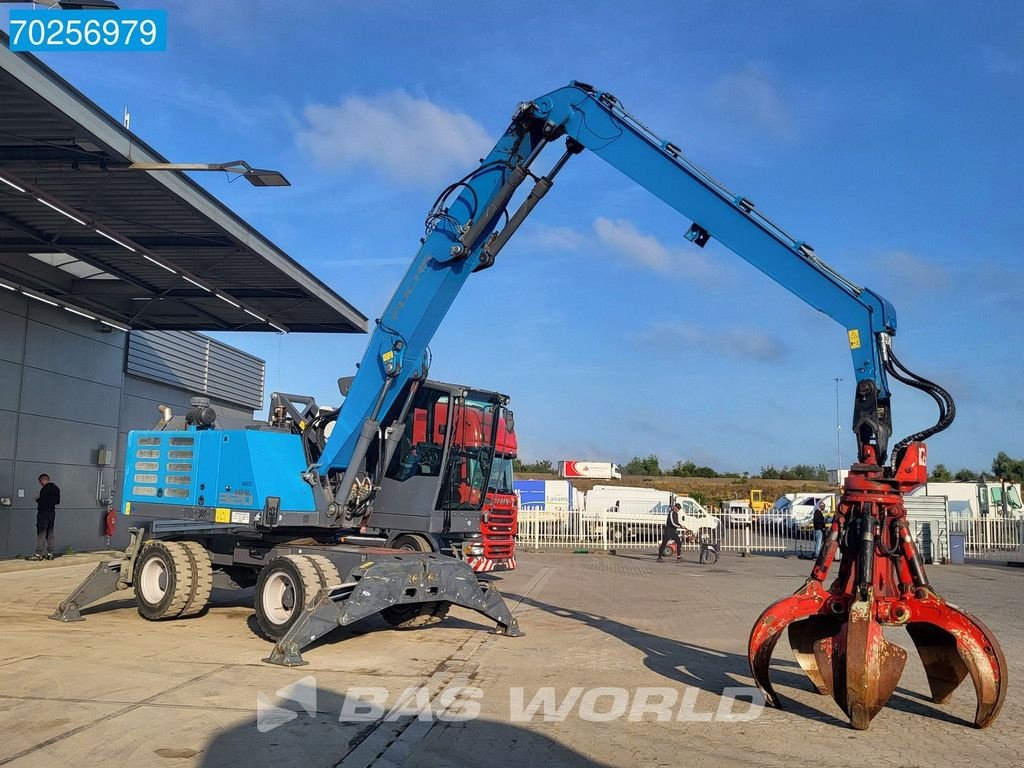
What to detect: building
<box><xmin>0</xmin><ymin>34</ymin><xmax>366</xmax><ymax>557</ymax></box>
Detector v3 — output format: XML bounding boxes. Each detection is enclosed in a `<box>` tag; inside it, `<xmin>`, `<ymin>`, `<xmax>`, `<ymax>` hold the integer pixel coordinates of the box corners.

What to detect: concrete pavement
<box><xmin>0</xmin><ymin>551</ymin><xmax>1019</xmax><ymax>767</ymax></box>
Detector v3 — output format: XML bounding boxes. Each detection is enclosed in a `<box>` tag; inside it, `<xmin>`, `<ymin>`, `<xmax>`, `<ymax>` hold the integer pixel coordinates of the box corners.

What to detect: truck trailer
<box><xmin>558</xmin><ymin>461</ymin><xmax>621</xmax><ymax>480</ymax></box>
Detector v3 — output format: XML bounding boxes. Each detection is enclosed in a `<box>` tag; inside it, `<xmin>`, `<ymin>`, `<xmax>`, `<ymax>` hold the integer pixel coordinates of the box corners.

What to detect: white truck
<box><xmin>582</xmin><ymin>485</ymin><xmax>719</xmax><ymax>544</ymax></box>
<box><xmin>908</xmin><ymin>481</ymin><xmax>1024</xmax><ymax>519</ymax></box>
<box><xmin>558</xmin><ymin>460</ymin><xmax>622</xmax><ymax>480</ymax></box>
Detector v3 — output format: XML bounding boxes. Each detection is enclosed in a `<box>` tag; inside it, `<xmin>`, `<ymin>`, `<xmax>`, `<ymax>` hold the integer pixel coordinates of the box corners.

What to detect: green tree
<box><xmin>623</xmin><ymin>454</ymin><xmax>662</xmax><ymax>476</ymax></box>
<box><xmin>760</xmin><ymin>465</ymin><xmax>781</xmax><ymax>480</ymax></box>
<box><xmin>991</xmin><ymin>452</ymin><xmax>1024</xmax><ymax>483</ymax></box>
<box><xmin>953</xmin><ymin>468</ymin><xmax>978</xmax><ymax>482</ymax></box>
<box><xmin>513</xmin><ymin>458</ymin><xmax>554</xmax><ymax>474</ymax></box>
<box><xmin>668</xmin><ymin>460</ymin><xmax>698</xmax><ymax>477</ymax></box>
<box><xmin>929</xmin><ymin>464</ymin><xmax>953</xmax><ymax>482</ymax></box>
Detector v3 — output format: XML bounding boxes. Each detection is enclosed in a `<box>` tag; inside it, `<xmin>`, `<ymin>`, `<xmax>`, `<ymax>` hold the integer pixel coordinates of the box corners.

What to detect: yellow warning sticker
<box><xmin>848</xmin><ymin>329</ymin><xmax>861</xmax><ymax>350</ymax></box>
<box><xmin>382</xmin><ymin>350</ymin><xmax>394</xmax><ymax>362</ymax></box>
<box><xmin>214</xmin><ymin>507</ymin><xmax>231</xmax><ymax>523</ymax></box>
<box><xmin>124</xmin><ymin>502</ymin><xmax>131</xmax><ymax>516</ymax></box>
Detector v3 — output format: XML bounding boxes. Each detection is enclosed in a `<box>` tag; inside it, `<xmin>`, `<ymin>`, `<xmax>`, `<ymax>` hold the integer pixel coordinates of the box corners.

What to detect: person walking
<box><xmin>657</xmin><ymin>502</ymin><xmax>684</xmax><ymax>563</ymax></box>
<box><xmin>812</xmin><ymin>499</ymin><xmax>827</xmax><ymax>558</ymax></box>
<box><xmin>29</xmin><ymin>473</ymin><xmax>61</xmax><ymax>561</ymax></box>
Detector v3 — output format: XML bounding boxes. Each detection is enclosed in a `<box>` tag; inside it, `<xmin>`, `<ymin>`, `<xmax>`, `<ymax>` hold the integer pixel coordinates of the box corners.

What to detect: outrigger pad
<box><xmin>49</xmin><ymin>561</ymin><xmax>124</xmax><ymax>622</ymax></box>
<box><xmin>264</xmin><ymin>557</ymin><xmax>523</xmax><ymax>666</ymax></box>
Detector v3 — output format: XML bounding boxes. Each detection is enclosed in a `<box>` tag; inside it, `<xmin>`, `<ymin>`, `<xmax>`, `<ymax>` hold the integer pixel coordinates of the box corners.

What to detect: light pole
<box><xmin>834</xmin><ymin>376</ymin><xmax>843</xmax><ymax>469</ymax></box>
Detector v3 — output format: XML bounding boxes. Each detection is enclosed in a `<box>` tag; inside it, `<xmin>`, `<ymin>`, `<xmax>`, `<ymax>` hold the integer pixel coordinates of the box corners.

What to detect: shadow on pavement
<box><xmin>197</xmin><ymin>684</ymin><xmax>614</xmax><ymax>768</ymax></box>
<box><xmin>510</xmin><ymin>593</ymin><xmax>854</xmax><ymax>725</ymax></box>
<box><xmin>511</xmin><ymin>593</ymin><xmax>975</xmax><ymax>728</ymax></box>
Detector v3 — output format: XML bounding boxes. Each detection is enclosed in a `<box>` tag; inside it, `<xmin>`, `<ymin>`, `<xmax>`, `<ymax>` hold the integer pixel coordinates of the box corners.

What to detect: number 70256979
<box><xmin>8</xmin><ymin>10</ymin><xmax>167</xmax><ymax>52</ymax></box>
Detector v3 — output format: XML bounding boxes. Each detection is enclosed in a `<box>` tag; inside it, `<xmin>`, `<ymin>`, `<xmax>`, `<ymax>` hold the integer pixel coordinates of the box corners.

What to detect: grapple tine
<box><xmin>905</xmin><ymin>592</ymin><xmax>1008</xmax><ymax>728</ymax></box>
<box><xmin>751</xmin><ymin>454</ymin><xmax>1008</xmax><ymax>729</ymax></box>
<box><xmin>748</xmin><ymin>579</ymin><xmax>830</xmax><ymax>708</ymax></box>
<box><xmin>826</xmin><ymin>595</ymin><xmax>907</xmax><ymax>729</ymax></box>
<box><xmin>788</xmin><ymin>614</ymin><xmax>843</xmax><ymax>695</ymax></box>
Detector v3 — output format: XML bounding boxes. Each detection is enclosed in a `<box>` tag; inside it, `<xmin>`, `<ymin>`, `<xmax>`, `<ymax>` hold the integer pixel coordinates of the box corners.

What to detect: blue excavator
<box><xmin>53</xmin><ymin>82</ymin><xmax>1004</xmax><ymax>729</ymax></box>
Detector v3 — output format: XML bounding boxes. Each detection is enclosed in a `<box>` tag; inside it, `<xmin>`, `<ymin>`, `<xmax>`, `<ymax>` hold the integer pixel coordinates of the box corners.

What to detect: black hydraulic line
<box><xmin>885</xmin><ymin>346</ymin><xmax>956</xmax><ymax>462</ymax></box>
<box><xmin>856</xmin><ymin>502</ymin><xmax>876</xmax><ymax>597</ymax></box>
<box><xmin>458</xmin><ymin>139</ymin><xmax>549</xmax><ymax>252</ymax></box>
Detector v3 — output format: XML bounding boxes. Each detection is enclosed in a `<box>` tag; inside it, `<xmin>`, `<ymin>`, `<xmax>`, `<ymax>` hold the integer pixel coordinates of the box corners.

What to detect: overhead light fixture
<box><xmin>268</xmin><ymin>322</ymin><xmax>287</xmax><ymax>334</ymax></box>
<box><xmin>21</xmin><ymin>290</ymin><xmax>60</xmax><ymax>307</ymax></box>
<box><xmin>216</xmin><ymin>293</ymin><xmax>240</xmax><ymax>308</ymax></box>
<box><xmin>100</xmin><ymin>319</ymin><xmax>131</xmax><ymax>332</ymax></box>
<box><xmin>0</xmin><ymin>174</ymin><xmax>26</xmax><ymax>193</ymax></box>
<box><xmin>243</xmin><ymin>308</ymin><xmax>266</xmax><ymax>322</ymax></box>
<box><xmin>123</xmin><ymin>160</ymin><xmax>290</xmax><ymax>187</ymax></box>
<box><xmin>63</xmin><ymin>306</ymin><xmax>97</xmax><ymax>320</ymax></box>
<box><xmin>181</xmin><ymin>275</ymin><xmax>211</xmax><ymax>292</ymax></box>
<box><xmin>94</xmin><ymin>228</ymin><xmax>136</xmax><ymax>252</ymax></box>
<box><xmin>241</xmin><ymin>168</ymin><xmax>291</xmax><ymax>187</ymax></box>
<box><xmin>0</xmin><ymin>281</ymin><xmax>16</xmax><ymax>291</ymax></box>
<box><xmin>36</xmin><ymin>197</ymin><xmax>87</xmax><ymax>226</ymax></box>
<box><xmin>142</xmin><ymin>254</ymin><xmax>177</xmax><ymax>274</ymax></box>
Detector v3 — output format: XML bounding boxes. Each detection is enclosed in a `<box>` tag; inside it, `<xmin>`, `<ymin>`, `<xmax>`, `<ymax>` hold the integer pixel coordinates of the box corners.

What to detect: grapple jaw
<box><xmin>748</xmin><ymin>450</ymin><xmax>1008</xmax><ymax>729</ymax></box>
<box><xmin>905</xmin><ymin>593</ymin><xmax>1007</xmax><ymax>727</ymax></box>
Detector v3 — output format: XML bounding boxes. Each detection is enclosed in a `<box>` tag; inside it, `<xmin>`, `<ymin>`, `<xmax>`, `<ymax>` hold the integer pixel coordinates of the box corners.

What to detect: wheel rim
<box><xmin>139</xmin><ymin>557</ymin><xmax>168</xmax><ymax>604</ymax></box>
<box><xmin>262</xmin><ymin>571</ymin><xmax>298</xmax><ymax>625</ymax></box>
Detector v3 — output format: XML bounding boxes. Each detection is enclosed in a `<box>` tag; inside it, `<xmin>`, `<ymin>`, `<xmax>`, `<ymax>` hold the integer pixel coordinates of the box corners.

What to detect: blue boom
<box><xmin>322</xmin><ymin>81</ymin><xmax>951</xmax><ymax>509</ymax></box>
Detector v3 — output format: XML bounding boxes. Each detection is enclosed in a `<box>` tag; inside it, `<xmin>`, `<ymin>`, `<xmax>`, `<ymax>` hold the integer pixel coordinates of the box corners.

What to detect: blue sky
<box><xmin>10</xmin><ymin>1</ymin><xmax>1023</xmax><ymax>474</ymax></box>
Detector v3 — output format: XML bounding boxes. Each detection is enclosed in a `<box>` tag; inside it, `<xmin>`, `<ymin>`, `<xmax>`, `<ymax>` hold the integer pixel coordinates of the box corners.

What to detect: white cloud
<box><xmin>593</xmin><ymin>217</ymin><xmax>718</xmax><ymax>283</ymax></box>
<box><xmin>297</xmin><ymin>91</ymin><xmax>492</xmax><ymax>186</ymax></box>
<box><xmin>710</xmin><ymin>63</ymin><xmax>795</xmax><ymax>140</ymax></box>
<box><xmin>872</xmin><ymin>250</ymin><xmax>950</xmax><ymax>294</ymax></box>
<box><xmin>527</xmin><ymin>225</ymin><xmax>589</xmax><ymax>253</ymax></box>
<box><xmin>650</xmin><ymin>321</ymin><xmax>787</xmax><ymax>363</ymax></box>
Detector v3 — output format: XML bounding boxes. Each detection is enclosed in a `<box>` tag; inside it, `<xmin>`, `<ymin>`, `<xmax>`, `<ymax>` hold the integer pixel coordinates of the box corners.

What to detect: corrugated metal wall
<box><xmin>127</xmin><ymin>330</ymin><xmax>264</xmax><ymax>411</ymax></box>
<box><xmin>0</xmin><ymin>291</ymin><xmax>264</xmax><ymax>558</ymax></box>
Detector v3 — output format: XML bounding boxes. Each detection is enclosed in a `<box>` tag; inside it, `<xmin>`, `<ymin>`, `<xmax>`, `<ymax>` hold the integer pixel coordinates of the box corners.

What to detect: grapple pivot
<box><xmin>748</xmin><ymin>443</ymin><xmax>1007</xmax><ymax>729</ymax></box>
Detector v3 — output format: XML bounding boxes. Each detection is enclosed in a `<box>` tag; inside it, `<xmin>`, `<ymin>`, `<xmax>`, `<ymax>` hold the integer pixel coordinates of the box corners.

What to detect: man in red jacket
<box><xmin>29</xmin><ymin>473</ymin><xmax>61</xmax><ymax>561</ymax></box>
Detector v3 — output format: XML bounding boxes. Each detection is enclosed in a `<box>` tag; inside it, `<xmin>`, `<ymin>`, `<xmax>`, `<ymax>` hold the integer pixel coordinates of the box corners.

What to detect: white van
<box><xmin>582</xmin><ymin>485</ymin><xmax>718</xmax><ymax>542</ymax></box>
<box><xmin>765</xmin><ymin>492</ymin><xmax>836</xmax><ymax>533</ymax></box>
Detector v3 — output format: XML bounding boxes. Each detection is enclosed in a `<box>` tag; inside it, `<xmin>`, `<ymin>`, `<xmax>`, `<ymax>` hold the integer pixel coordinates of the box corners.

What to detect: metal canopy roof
<box><xmin>0</xmin><ymin>32</ymin><xmax>367</xmax><ymax>334</ymax></box>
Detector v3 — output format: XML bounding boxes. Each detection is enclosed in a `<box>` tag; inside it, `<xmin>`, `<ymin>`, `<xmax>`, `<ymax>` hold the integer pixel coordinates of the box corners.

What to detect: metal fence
<box><xmin>517</xmin><ymin>507</ymin><xmax>1024</xmax><ymax>563</ymax></box>
<box><xmin>516</xmin><ymin>506</ymin><xmax>809</xmax><ymax>555</ymax></box>
<box><xmin>952</xmin><ymin>515</ymin><xmax>1024</xmax><ymax>563</ymax></box>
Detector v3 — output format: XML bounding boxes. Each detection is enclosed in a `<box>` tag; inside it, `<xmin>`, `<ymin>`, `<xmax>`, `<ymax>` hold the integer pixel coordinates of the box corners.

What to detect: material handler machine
<box><xmin>55</xmin><ymin>81</ymin><xmax>1005</xmax><ymax>728</ymax></box>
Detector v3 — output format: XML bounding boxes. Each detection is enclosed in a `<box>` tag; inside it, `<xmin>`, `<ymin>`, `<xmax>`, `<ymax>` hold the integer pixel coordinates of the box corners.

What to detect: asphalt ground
<box><xmin>0</xmin><ymin>550</ymin><xmax>1019</xmax><ymax>767</ymax></box>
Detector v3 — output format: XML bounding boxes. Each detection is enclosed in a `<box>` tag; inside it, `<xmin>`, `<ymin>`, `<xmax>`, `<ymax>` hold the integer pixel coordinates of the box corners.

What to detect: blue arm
<box><xmin>319</xmin><ymin>81</ymin><xmax>904</xmax><ymax>499</ymax></box>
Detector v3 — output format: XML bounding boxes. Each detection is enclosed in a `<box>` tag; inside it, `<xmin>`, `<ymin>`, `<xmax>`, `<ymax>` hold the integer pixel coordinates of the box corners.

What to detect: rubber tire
<box><xmin>390</xmin><ymin>534</ymin><xmax>432</xmax><ymax>552</ymax></box>
<box><xmin>382</xmin><ymin>535</ymin><xmax>445</xmax><ymax>628</ymax></box>
<box><xmin>381</xmin><ymin>601</ymin><xmax>451</xmax><ymax>630</ymax></box>
<box><xmin>134</xmin><ymin>541</ymin><xmax>199</xmax><ymax>621</ymax></box>
<box><xmin>303</xmin><ymin>553</ymin><xmax>342</xmax><ymax>590</ymax></box>
<box><xmin>699</xmin><ymin>547</ymin><xmax>719</xmax><ymax>565</ymax></box>
<box><xmin>254</xmin><ymin>554</ymin><xmax>324</xmax><ymax>641</ymax></box>
<box><xmin>177</xmin><ymin>541</ymin><xmax>213</xmax><ymax>617</ymax></box>
<box><xmin>659</xmin><ymin>542</ymin><xmax>677</xmax><ymax>559</ymax></box>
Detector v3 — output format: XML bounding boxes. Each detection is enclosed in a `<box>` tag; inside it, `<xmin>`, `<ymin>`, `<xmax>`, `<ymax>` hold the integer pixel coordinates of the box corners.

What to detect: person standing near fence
<box><xmin>812</xmin><ymin>500</ymin><xmax>827</xmax><ymax>558</ymax></box>
<box><xmin>657</xmin><ymin>502</ymin><xmax>684</xmax><ymax>563</ymax></box>
<box><xmin>29</xmin><ymin>473</ymin><xmax>61</xmax><ymax>561</ymax></box>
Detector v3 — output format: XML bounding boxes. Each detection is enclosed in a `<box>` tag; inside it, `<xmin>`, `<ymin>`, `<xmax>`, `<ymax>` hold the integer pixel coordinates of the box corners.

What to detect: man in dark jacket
<box><xmin>657</xmin><ymin>502</ymin><xmax>684</xmax><ymax>563</ymax></box>
<box><xmin>30</xmin><ymin>473</ymin><xmax>60</xmax><ymax>561</ymax></box>
<box><xmin>812</xmin><ymin>500</ymin><xmax>827</xmax><ymax>558</ymax></box>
